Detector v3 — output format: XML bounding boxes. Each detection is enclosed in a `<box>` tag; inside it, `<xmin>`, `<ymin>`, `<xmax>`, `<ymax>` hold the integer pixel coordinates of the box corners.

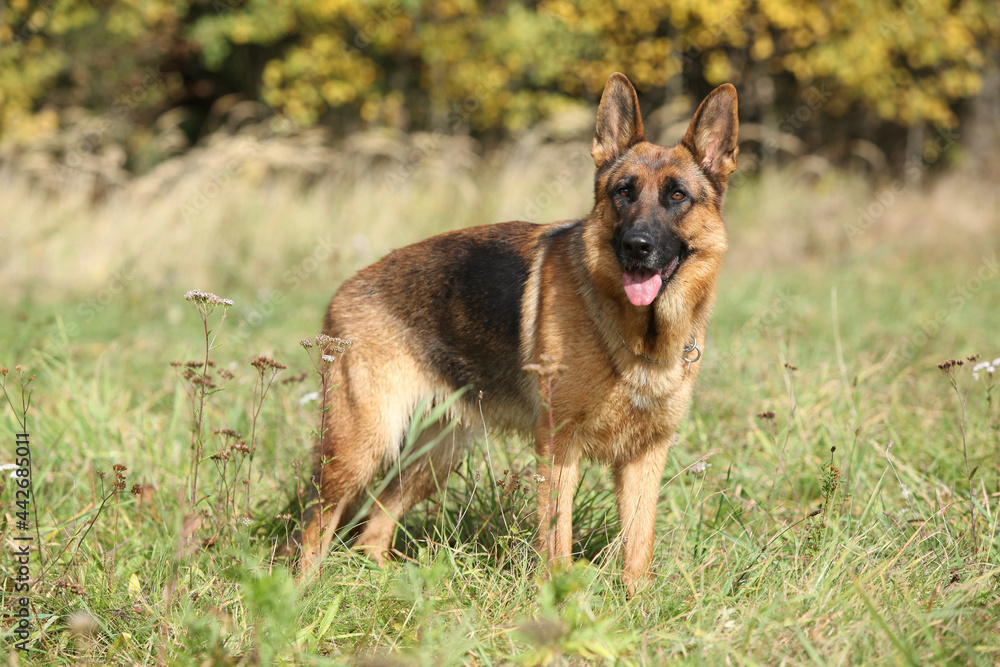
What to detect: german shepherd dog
<box><xmin>299</xmin><ymin>73</ymin><xmax>737</xmax><ymax>590</ymax></box>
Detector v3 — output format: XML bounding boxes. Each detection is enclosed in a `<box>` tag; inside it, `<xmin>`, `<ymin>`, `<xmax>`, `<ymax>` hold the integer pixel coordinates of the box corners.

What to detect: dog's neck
<box><xmin>572</xmin><ymin>223</ymin><xmax>716</xmax><ymax>370</ymax></box>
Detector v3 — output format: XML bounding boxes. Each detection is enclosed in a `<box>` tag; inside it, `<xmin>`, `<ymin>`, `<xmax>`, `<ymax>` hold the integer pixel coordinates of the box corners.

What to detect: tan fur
<box><xmin>298</xmin><ymin>74</ymin><xmax>738</xmax><ymax>592</ymax></box>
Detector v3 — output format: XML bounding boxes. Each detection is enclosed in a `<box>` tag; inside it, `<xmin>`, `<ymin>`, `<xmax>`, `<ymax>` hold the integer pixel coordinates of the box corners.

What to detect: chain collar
<box><xmin>618</xmin><ymin>332</ymin><xmax>702</xmax><ymax>371</ymax></box>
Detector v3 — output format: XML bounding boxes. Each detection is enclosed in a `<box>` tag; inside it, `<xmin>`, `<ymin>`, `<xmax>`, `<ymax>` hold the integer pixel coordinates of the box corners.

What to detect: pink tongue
<box><xmin>622</xmin><ymin>256</ymin><xmax>679</xmax><ymax>306</ymax></box>
<box><xmin>623</xmin><ymin>270</ymin><xmax>662</xmax><ymax>306</ymax></box>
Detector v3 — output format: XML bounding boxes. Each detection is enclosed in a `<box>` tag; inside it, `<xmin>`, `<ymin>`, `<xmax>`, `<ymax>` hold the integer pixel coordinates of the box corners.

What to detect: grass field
<box><xmin>1</xmin><ymin>134</ymin><xmax>999</xmax><ymax>665</ymax></box>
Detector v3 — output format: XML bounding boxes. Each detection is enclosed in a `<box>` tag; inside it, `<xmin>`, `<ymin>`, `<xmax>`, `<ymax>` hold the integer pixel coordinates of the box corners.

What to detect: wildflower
<box><xmin>229</xmin><ymin>441</ymin><xmax>250</xmax><ymax>454</ymax></box>
<box><xmin>972</xmin><ymin>358</ymin><xmax>998</xmax><ymax>381</ymax></box>
<box><xmin>191</xmin><ymin>376</ymin><xmax>217</xmax><ymax>389</ymax></box>
<box><xmin>533</xmin><ymin>474</ymin><xmax>546</xmax><ymax>483</ymax></box>
<box><xmin>299</xmin><ymin>339</ymin><xmax>314</xmax><ymax>349</ymax></box>
<box><xmin>315</xmin><ymin>335</ymin><xmax>352</xmax><ymax>354</ymax></box>
<box><xmin>183</xmin><ymin>290</ymin><xmax>234</xmax><ymax>307</ymax></box>
<box><xmin>688</xmin><ymin>460</ymin><xmax>708</xmax><ymax>476</ymax></box>
<box><xmin>937</xmin><ymin>358</ymin><xmax>964</xmax><ymax>372</ymax></box>
<box><xmin>172</xmin><ymin>360</ymin><xmax>216</xmax><ymax>369</ymax></box>
<box><xmin>321</xmin><ymin>355</ymin><xmax>336</xmax><ymax>364</ymax></box>
<box><xmin>522</xmin><ymin>354</ymin><xmax>567</xmax><ymax>377</ymax></box>
<box><xmin>251</xmin><ymin>355</ymin><xmax>287</xmax><ymax>371</ymax></box>
<box><xmin>756</xmin><ymin>411</ymin><xmax>776</xmax><ymax>420</ymax></box>
<box><xmin>131</xmin><ymin>484</ymin><xmax>143</xmax><ymax>496</ymax></box>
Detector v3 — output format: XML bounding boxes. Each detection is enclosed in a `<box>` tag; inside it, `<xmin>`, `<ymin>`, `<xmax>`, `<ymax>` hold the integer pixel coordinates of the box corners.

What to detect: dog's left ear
<box><xmin>592</xmin><ymin>73</ymin><xmax>646</xmax><ymax>170</ymax></box>
<box><xmin>682</xmin><ymin>84</ymin><xmax>739</xmax><ymax>185</ymax></box>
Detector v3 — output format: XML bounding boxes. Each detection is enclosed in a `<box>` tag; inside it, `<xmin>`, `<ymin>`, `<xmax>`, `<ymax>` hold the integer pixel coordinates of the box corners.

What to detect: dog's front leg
<box><xmin>535</xmin><ymin>426</ymin><xmax>581</xmax><ymax>570</ymax></box>
<box><xmin>613</xmin><ymin>440</ymin><xmax>671</xmax><ymax>593</ymax></box>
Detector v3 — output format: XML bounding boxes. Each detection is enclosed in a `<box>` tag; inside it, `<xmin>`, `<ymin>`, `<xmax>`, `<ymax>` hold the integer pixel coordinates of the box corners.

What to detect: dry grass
<box><xmin>4</xmin><ymin>116</ymin><xmax>997</xmax><ymax>304</ymax></box>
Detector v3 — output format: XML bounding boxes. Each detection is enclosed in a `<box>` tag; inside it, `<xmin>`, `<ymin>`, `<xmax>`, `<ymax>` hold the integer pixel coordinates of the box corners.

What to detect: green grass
<box><xmin>1</xmin><ymin>150</ymin><xmax>999</xmax><ymax>665</ymax></box>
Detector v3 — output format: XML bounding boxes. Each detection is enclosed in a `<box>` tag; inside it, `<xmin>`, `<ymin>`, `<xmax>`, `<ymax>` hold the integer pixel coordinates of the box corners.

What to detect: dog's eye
<box><xmin>617</xmin><ymin>186</ymin><xmax>631</xmax><ymax>199</ymax></box>
<box><xmin>670</xmin><ymin>190</ymin><xmax>687</xmax><ymax>202</ymax></box>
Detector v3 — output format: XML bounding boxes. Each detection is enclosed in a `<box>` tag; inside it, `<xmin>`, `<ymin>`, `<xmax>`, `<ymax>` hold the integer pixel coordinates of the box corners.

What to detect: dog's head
<box><xmin>587</xmin><ymin>73</ymin><xmax>738</xmax><ymax>308</ymax></box>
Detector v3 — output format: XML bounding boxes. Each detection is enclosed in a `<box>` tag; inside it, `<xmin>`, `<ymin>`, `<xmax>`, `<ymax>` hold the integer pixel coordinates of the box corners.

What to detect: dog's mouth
<box><xmin>622</xmin><ymin>254</ymin><xmax>682</xmax><ymax>307</ymax></box>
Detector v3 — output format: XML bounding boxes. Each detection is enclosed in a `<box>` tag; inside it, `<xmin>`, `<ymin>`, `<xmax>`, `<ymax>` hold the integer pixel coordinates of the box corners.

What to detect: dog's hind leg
<box><xmin>355</xmin><ymin>420</ymin><xmax>472</xmax><ymax>562</ymax></box>
<box><xmin>298</xmin><ymin>415</ymin><xmax>382</xmax><ymax>576</ymax></box>
<box><xmin>298</xmin><ymin>350</ymin><xmax>413</xmax><ymax>576</ymax></box>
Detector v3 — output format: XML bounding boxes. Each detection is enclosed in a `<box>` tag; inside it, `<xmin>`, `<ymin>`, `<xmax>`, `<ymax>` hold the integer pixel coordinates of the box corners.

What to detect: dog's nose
<box><xmin>621</xmin><ymin>230</ymin><xmax>655</xmax><ymax>261</ymax></box>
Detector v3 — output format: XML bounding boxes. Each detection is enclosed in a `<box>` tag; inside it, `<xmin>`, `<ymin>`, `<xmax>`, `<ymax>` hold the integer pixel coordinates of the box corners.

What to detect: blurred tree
<box><xmin>1</xmin><ymin>0</ymin><xmax>997</xmax><ymax>166</ymax></box>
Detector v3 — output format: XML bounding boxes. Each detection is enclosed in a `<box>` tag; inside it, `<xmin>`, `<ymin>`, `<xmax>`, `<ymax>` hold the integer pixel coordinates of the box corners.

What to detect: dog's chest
<box><xmin>571</xmin><ymin>362</ymin><xmax>693</xmax><ymax>462</ymax></box>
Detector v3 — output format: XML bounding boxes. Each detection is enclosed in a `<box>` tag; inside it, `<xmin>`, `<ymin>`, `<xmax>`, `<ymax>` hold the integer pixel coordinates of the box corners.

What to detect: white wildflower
<box><xmin>972</xmin><ymin>358</ymin><xmax>998</xmax><ymax>381</ymax></box>
<box><xmin>184</xmin><ymin>289</ymin><xmax>234</xmax><ymax>307</ymax></box>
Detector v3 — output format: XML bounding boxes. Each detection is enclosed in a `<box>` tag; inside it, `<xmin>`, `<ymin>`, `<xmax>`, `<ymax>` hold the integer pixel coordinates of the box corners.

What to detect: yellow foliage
<box><xmin>0</xmin><ymin>0</ymin><xmax>997</xmax><ymax>142</ymax></box>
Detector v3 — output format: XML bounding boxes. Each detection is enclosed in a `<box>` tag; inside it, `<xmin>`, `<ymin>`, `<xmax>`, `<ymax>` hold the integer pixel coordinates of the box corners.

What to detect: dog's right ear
<box><xmin>592</xmin><ymin>73</ymin><xmax>646</xmax><ymax>170</ymax></box>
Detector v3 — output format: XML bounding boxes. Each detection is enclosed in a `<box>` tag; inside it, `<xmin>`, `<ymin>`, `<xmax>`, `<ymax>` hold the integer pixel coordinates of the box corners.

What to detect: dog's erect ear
<box><xmin>592</xmin><ymin>73</ymin><xmax>646</xmax><ymax>170</ymax></box>
<box><xmin>682</xmin><ymin>84</ymin><xmax>739</xmax><ymax>184</ymax></box>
